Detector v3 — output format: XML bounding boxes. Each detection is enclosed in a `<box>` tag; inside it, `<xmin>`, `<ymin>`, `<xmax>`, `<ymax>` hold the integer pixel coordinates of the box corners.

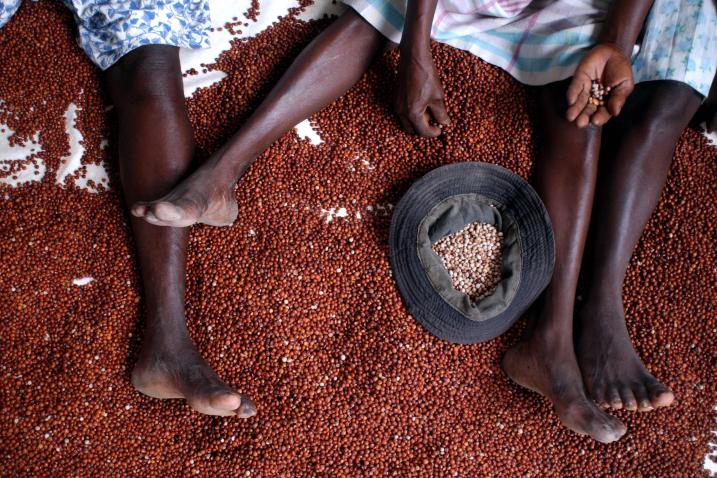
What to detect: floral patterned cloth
<box><xmin>0</xmin><ymin>0</ymin><xmax>210</xmax><ymax>70</ymax></box>
<box><xmin>633</xmin><ymin>0</ymin><xmax>717</xmax><ymax>97</ymax></box>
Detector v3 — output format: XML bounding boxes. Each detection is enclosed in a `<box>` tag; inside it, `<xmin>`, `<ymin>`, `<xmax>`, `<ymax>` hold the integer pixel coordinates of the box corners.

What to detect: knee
<box><xmin>108</xmin><ymin>45</ymin><xmax>182</xmax><ymax>104</ymax></box>
<box><xmin>639</xmin><ymin>81</ymin><xmax>701</xmax><ymax>133</ymax></box>
<box><xmin>539</xmin><ymin>82</ymin><xmax>602</xmax><ymax>167</ymax></box>
<box><xmin>341</xmin><ymin>8</ymin><xmax>385</xmax><ymax>43</ymax></box>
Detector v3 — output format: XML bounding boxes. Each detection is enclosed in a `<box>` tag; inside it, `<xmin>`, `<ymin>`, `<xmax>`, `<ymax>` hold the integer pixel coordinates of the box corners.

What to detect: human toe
<box><xmin>632</xmin><ymin>383</ymin><xmax>654</xmax><ymax>412</ymax></box>
<box><xmin>560</xmin><ymin>401</ymin><xmax>626</xmax><ymax>443</ymax></box>
<box><xmin>607</xmin><ymin>388</ymin><xmax>623</xmax><ymax>410</ymax></box>
<box><xmin>592</xmin><ymin>413</ymin><xmax>627</xmax><ymax>444</ymax></box>
<box><xmin>235</xmin><ymin>394</ymin><xmax>257</xmax><ymax>418</ymax></box>
<box><xmin>151</xmin><ymin>201</ymin><xmax>186</xmax><ymax>222</ymax></box>
<box><xmin>619</xmin><ymin>386</ymin><xmax>638</xmax><ymax>411</ymax></box>
<box><xmin>131</xmin><ymin>202</ymin><xmax>148</xmax><ymax>218</ymax></box>
<box><xmin>207</xmin><ymin>390</ymin><xmax>242</xmax><ymax>411</ymax></box>
<box><xmin>646</xmin><ymin>378</ymin><xmax>675</xmax><ymax>408</ymax></box>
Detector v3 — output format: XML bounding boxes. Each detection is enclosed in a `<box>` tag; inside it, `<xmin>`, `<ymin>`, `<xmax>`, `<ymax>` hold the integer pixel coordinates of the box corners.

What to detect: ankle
<box><xmin>524</xmin><ymin>323</ymin><xmax>574</xmax><ymax>354</ymax></box>
<box><xmin>209</xmin><ymin>144</ymin><xmax>253</xmax><ymax>182</ymax></box>
<box><xmin>578</xmin><ymin>290</ymin><xmax>625</xmax><ymax>317</ymax></box>
<box><xmin>583</xmin><ymin>274</ymin><xmax>625</xmax><ymax>300</ymax></box>
<box><xmin>143</xmin><ymin>317</ymin><xmax>191</xmax><ymax>345</ymax></box>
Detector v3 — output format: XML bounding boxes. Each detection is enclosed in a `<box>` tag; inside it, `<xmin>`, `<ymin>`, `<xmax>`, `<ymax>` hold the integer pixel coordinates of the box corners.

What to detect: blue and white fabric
<box><xmin>0</xmin><ymin>0</ymin><xmax>210</xmax><ymax>70</ymax></box>
<box><xmin>0</xmin><ymin>0</ymin><xmax>22</xmax><ymax>29</ymax></box>
<box><xmin>633</xmin><ymin>0</ymin><xmax>717</xmax><ymax>97</ymax></box>
<box><xmin>344</xmin><ymin>0</ymin><xmax>717</xmax><ymax>97</ymax></box>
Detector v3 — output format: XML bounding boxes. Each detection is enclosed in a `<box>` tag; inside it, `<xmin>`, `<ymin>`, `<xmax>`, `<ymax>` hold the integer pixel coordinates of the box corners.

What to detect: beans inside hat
<box><xmin>432</xmin><ymin>222</ymin><xmax>503</xmax><ymax>303</ymax></box>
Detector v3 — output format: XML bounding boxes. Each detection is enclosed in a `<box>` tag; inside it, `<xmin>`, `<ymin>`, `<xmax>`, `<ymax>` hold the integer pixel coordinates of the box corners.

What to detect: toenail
<box><xmin>235</xmin><ymin>396</ymin><xmax>257</xmax><ymax>418</ymax></box>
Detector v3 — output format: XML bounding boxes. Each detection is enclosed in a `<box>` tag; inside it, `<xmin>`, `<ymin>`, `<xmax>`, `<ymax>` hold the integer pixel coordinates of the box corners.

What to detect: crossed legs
<box><xmin>105</xmin><ymin>11</ymin><xmax>385</xmax><ymax>415</ymax></box>
<box><xmin>129</xmin><ymin>10</ymin><xmax>386</xmax><ymax>227</ymax></box>
<box><xmin>106</xmin><ymin>45</ymin><xmax>255</xmax><ymax>417</ymax></box>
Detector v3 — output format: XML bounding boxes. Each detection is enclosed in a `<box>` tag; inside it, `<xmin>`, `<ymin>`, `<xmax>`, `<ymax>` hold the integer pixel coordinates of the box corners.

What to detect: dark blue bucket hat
<box><xmin>389</xmin><ymin>162</ymin><xmax>555</xmax><ymax>344</ymax></box>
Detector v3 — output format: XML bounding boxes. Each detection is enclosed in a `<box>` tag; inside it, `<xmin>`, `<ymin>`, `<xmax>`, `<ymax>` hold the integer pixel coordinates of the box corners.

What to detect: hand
<box><xmin>566</xmin><ymin>43</ymin><xmax>634</xmax><ymax>128</ymax></box>
<box><xmin>394</xmin><ymin>47</ymin><xmax>450</xmax><ymax>137</ymax></box>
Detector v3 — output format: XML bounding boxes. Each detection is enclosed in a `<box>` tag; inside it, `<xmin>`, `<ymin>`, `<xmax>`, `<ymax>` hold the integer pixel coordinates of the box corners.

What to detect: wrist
<box><xmin>399</xmin><ymin>28</ymin><xmax>431</xmax><ymax>53</ymax></box>
<box><xmin>596</xmin><ymin>41</ymin><xmax>632</xmax><ymax>58</ymax></box>
<box><xmin>399</xmin><ymin>44</ymin><xmax>432</xmax><ymax>71</ymax></box>
<box><xmin>596</xmin><ymin>33</ymin><xmax>633</xmax><ymax>58</ymax></box>
<box><xmin>597</xmin><ymin>0</ymin><xmax>654</xmax><ymax>60</ymax></box>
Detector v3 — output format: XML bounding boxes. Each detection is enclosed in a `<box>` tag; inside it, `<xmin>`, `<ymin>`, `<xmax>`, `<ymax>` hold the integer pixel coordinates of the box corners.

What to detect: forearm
<box><xmin>400</xmin><ymin>0</ymin><xmax>438</xmax><ymax>54</ymax></box>
<box><xmin>598</xmin><ymin>0</ymin><xmax>654</xmax><ymax>56</ymax></box>
<box><xmin>394</xmin><ymin>0</ymin><xmax>449</xmax><ymax>136</ymax></box>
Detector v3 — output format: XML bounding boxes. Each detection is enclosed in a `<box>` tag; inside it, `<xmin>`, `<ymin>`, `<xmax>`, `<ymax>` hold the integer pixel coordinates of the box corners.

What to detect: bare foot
<box><xmin>502</xmin><ymin>333</ymin><xmax>626</xmax><ymax>444</ymax></box>
<box><xmin>576</xmin><ymin>300</ymin><xmax>674</xmax><ymax>412</ymax></box>
<box><xmin>132</xmin><ymin>331</ymin><xmax>256</xmax><ymax>417</ymax></box>
<box><xmin>131</xmin><ymin>166</ymin><xmax>238</xmax><ymax>227</ymax></box>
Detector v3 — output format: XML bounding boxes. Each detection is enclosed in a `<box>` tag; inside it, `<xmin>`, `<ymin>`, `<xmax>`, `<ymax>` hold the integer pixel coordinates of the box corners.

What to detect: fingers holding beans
<box><xmin>429</xmin><ymin>99</ymin><xmax>451</xmax><ymax>127</ymax></box>
<box><xmin>565</xmin><ymin>43</ymin><xmax>635</xmax><ymax>128</ymax></box>
<box><xmin>409</xmin><ymin>109</ymin><xmax>442</xmax><ymax>137</ymax></box>
<box><xmin>566</xmin><ymin>72</ymin><xmax>593</xmax><ymax>122</ymax></box>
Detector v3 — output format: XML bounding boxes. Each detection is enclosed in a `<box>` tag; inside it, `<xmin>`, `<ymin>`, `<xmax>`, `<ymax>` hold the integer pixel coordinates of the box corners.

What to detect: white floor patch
<box><xmin>320</xmin><ymin>207</ymin><xmax>348</xmax><ymax>223</ymax></box>
<box><xmin>348</xmin><ymin>155</ymin><xmax>375</xmax><ymax>172</ymax></box>
<box><xmin>294</xmin><ymin>119</ymin><xmax>323</xmax><ymax>145</ymax></box>
<box><xmin>55</xmin><ymin>103</ymin><xmax>109</xmax><ymax>193</ymax></box>
<box><xmin>705</xmin><ymin>406</ymin><xmax>717</xmax><ymax>476</ymax></box>
<box><xmin>707</xmin><ymin>447</ymin><xmax>717</xmax><ymax>476</ymax></box>
<box><xmin>181</xmin><ymin>0</ymin><xmax>342</xmax><ymax>97</ymax></box>
<box><xmin>296</xmin><ymin>0</ymin><xmax>345</xmax><ymax>21</ymax></box>
<box><xmin>702</xmin><ymin>123</ymin><xmax>717</xmax><ymax>147</ymax></box>
<box><xmin>320</xmin><ymin>203</ymin><xmax>394</xmax><ymax>223</ymax></box>
<box><xmin>0</xmin><ymin>124</ymin><xmax>44</xmax><ymax>188</ymax></box>
<box><xmin>183</xmin><ymin>70</ymin><xmax>227</xmax><ymax>97</ymax></box>
<box><xmin>72</xmin><ymin>277</ymin><xmax>95</xmax><ymax>286</ymax></box>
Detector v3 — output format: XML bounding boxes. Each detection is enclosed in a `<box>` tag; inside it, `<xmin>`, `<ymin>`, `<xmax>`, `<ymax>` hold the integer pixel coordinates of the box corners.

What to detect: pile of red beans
<box><xmin>1</xmin><ymin>1</ymin><xmax>715</xmax><ymax>476</ymax></box>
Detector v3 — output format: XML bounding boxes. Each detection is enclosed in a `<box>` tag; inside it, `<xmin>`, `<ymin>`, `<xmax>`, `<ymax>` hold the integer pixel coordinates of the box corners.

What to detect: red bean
<box><xmin>1</xmin><ymin>1</ymin><xmax>715</xmax><ymax>476</ymax></box>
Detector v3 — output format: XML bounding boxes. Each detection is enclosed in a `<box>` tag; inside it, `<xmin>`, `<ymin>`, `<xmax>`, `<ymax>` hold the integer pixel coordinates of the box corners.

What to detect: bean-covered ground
<box><xmin>1</xmin><ymin>1</ymin><xmax>715</xmax><ymax>476</ymax></box>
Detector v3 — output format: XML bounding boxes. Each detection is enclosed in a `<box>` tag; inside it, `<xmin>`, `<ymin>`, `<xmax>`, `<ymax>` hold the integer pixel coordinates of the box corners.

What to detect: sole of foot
<box><xmin>132</xmin><ymin>198</ymin><xmax>238</xmax><ymax>228</ymax></box>
<box><xmin>502</xmin><ymin>344</ymin><xmax>627</xmax><ymax>444</ymax></box>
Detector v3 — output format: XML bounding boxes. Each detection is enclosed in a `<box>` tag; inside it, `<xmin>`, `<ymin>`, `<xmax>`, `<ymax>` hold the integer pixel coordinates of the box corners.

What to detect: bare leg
<box><xmin>106</xmin><ymin>45</ymin><xmax>255</xmax><ymax>417</ymax></box>
<box><xmin>502</xmin><ymin>80</ymin><xmax>626</xmax><ymax>443</ymax></box>
<box><xmin>131</xmin><ymin>10</ymin><xmax>387</xmax><ymax>227</ymax></box>
<box><xmin>576</xmin><ymin>81</ymin><xmax>701</xmax><ymax>412</ymax></box>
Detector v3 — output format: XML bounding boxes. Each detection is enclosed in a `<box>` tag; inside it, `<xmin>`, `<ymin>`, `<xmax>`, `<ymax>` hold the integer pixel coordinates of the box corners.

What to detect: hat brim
<box><xmin>389</xmin><ymin>162</ymin><xmax>555</xmax><ymax>344</ymax></box>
